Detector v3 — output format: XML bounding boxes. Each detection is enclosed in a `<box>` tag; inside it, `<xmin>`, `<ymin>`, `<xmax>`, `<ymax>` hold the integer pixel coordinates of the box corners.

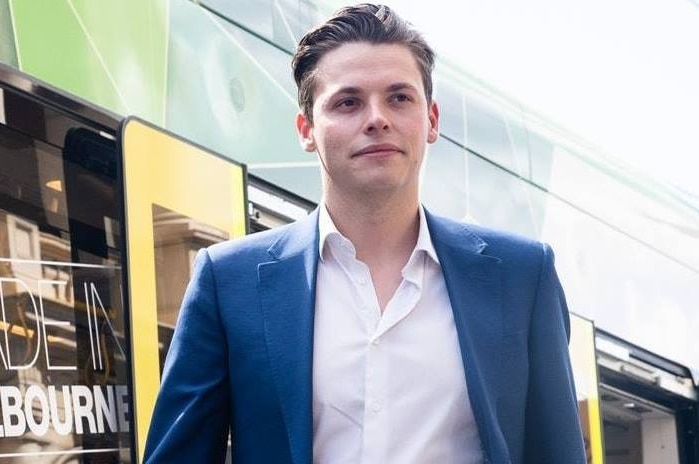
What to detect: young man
<box><xmin>144</xmin><ymin>4</ymin><xmax>586</xmax><ymax>463</ymax></box>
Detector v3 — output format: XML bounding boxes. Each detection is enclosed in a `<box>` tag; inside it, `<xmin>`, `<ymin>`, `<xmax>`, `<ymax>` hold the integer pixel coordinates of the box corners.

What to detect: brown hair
<box><xmin>291</xmin><ymin>3</ymin><xmax>435</xmax><ymax>123</ymax></box>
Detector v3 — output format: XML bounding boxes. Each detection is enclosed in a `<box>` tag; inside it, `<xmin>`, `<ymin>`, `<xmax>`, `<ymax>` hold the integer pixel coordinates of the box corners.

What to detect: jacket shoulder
<box><xmin>204</xmin><ymin>209</ymin><xmax>319</xmax><ymax>267</ymax></box>
<box><xmin>206</xmin><ymin>223</ymin><xmax>287</xmax><ymax>263</ymax></box>
<box><xmin>427</xmin><ymin>211</ymin><xmax>548</xmax><ymax>263</ymax></box>
<box><xmin>466</xmin><ymin>223</ymin><xmax>547</xmax><ymax>259</ymax></box>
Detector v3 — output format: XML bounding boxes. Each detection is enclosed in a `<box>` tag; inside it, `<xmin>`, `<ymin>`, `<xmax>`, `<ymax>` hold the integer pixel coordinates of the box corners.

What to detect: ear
<box><xmin>427</xmin><ymin>100</ymin><xmax>440</xmax><ymax>144</ymax></box>
<box><xmin>296</xmin><ymin>112</ymin><xmax>317</xmax><ymax>152</ymax></box>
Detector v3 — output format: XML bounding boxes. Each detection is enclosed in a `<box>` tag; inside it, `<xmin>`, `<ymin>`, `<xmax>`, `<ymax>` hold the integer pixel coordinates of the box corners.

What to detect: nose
<box><xmin>363</xmin><ymin>101</ymin><xmax>390</xmax><ymax>135</ymax></box>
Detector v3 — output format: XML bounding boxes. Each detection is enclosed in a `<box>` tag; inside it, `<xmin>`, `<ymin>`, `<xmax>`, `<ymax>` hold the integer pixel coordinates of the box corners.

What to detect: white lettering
<box><xmin>84</xmin><ymin>282</ymin><xmax>97</xmax><ymax>369</ymax></box>
<box><xmin>71</xmin><ymin>385</ymin><xmax>97</xmax><ymax>434</ymax></box>
<box><xmin>0</xmin><ymin>384</ymin><xmax>129</xmax><ymax>437</ymax></box>
<box><xmin>39</xmin><ymin>279</ymin><xmax>76</xmax><ymax>371</ymax></box>
<box><xmin>0</xmin><ymin>386</ymin><xmax>27</xmax><ymax>437</ymax></box>
<box><xmin>90</xmin><ymin>282</ymin><xmax>127</xmax><ymax>360</ymax></box>
<box><xmin>48</xmin><ymin>385</ymin><xmax>73</xmax><ymax>435</ymax></box>
<box><xmin>90</xmin><ymin>284</ymin><xmax>104</xmax><ymax>370</ymax></box>
<box><xmin>0</xmin><ymin>278</ymin><xmax>41</xmax><ymax>370</ymax></box>
<box><xmin>116</xmin><ymin>385</ymin><xmax>130</xmax><ymax>432</ymax></box>
<box><xmin>24</xmin><ymin>384</ymin><xmax>49</xmax><ymax>436</ymax></box>
<box><xmin>94</xmin><ymin>385</ymin><xmax>117</xmax><ymax>433</ymax></box>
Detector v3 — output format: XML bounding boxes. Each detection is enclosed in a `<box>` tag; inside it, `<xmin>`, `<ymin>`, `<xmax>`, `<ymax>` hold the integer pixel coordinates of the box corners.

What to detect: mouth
<box><xmin>352</xmin><ymin>143</ymin><xmax>403</xmax><ymax>158</ymax></box>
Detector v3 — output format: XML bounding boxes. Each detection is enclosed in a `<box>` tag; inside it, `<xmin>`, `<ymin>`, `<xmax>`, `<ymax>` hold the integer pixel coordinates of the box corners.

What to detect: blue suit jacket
<box><xmin>144</xmin><ymin>208</ymin><xmax>586</xmax><ymax>463</ymax></box>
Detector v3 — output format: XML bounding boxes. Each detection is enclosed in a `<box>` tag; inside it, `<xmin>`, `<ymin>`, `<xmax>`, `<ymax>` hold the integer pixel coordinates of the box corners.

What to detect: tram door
<box><xmin>596</xmin><ymin>332</ymin><xmax>698</xmax><ymax>464</ymax></box>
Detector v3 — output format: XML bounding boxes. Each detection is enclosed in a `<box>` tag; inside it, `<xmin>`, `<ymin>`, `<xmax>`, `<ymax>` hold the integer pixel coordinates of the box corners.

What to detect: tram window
<box><xmin>0</xmin><ymin>113</ymin><xmax>131</xmax><ymax>461</ymax></box>
<box><xmin>434</xmin><ymin>76</ymin><xmax>465</xmax><ymax>144</ymax></box>
<box><xmin>152</xmin><ymin>204</ymin><xmax>230</xmax><ymax>373</ymax></box>
<box><xmin>464</xmin><ymin>94</ymin><xmax>516</xmax><ymax>172</ymax></box>
<box><xmin>202</xmin><ymin>0</ymin><xmax>276</xmax><ymax>43</ymax></box>
<box><xmin>422</xmin><ymin>136</ymin><xmax>469</xmax><ymax>221</ymax></box>
<box><xmin>526</xmin><ymin>129</ymin><xmax>555</xmax><ymax>190</ymax></box>
<box><xmin>601</xmin><ymin>386</ymin><xmax>680</xmax><ymax>464</ymax></box>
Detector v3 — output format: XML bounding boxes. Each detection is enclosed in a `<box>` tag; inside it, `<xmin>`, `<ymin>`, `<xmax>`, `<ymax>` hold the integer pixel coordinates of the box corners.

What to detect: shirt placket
<box><xmin>337</xmin><ymin>256</ymin><xmax>383</xmax><ymax>463</ymax></box>
<box><xmin>333</xmin><ymin>240</ymin><xmax>427</xmax><ymax>463</ymax></box>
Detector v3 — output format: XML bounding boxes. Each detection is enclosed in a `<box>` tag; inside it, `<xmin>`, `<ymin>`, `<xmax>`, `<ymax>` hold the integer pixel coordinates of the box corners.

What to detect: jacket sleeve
<box><xmin>523</xmin><ymin>244</ymin><xmax>587</xmax><ymax>463</ymax></box>
<box><xmin>143</xmin><ymin>248</ymin><xmax>230</xmax><ymax>463</ymax></box>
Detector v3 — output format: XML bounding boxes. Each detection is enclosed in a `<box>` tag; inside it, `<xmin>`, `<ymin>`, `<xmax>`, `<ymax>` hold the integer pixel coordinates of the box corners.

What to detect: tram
<box><xmin>1</xmin><ymin>3</ymin><xmax>698</xmax><ymax>460</ymax></box>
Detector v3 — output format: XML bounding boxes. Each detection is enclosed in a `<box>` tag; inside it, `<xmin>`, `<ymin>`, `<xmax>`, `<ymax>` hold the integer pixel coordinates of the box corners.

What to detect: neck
<box><xmin>323</xmin><ymin>188</ymin><xmax>420</xmax><ymax>266</ymax></box>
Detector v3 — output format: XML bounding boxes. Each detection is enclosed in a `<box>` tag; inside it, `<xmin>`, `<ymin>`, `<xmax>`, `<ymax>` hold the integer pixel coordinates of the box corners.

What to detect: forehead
<box><xmin>313</xmin><ymin>42</ymin><xmax>423</xmax><ymax>96</ymax></box>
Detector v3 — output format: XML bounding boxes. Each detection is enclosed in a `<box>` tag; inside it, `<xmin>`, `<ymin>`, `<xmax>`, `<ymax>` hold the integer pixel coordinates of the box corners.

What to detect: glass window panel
<box><xmin>506</xmin><ymin>113</ymin><xmax>531</xmax><ymax>179</ymax></box>
<box><xmin>433</xmin><ymin>75</ymin><xmax>465</xmax><ymax>145</ymax></box>
<box><xmin>0</xmin><ymin>113</ymin><xmax>131</xmax><ymax>461</ymax></box>
<box><xmin>201</xmin><ymin>0</ymin><xmax>276</xmax><ymax>43</ymax></box>
<box><xmin>152</xmin><ymin>204</ymin><xmax>230</xmax><ymax>374</ymax></box>
<box><xmin>421</xmin><ymin>136</ymin><xmax>468</xmax><ymax>220</ymax></box>
<box><xmin>465</xmin><ymin>93</ymin><xmax>518</xmax><ymax>172</ymax></box>
<box><xmin>277</xmin><ymin>0</ymin><xmax>327</xmax><ymax>46</ymax></box>
<box><xmin>466</xmin><ymin>151</ymin><xmax>544</xmax><ymax>239</ymax></box>
<box><xmin>529</xmin><ymin>121</ymin><xmax>699</xmax><ymax>272</ymax></box>
<box><xmin>538</xmin><ymin>182</ymin><xmax>699</xmax><ymax>372</ymax></box>
<box><xmin>455</xmin><ymin>148</ymin><xmax>699</xmax><ymax>373</ymax></box>
<box><xmin>250</xmin><ymin>165</ymin><xmax>322</xmax><ymax>203</ymax></box>
<box><xmin>525</xmin><ymin>128</ymin><xmax>555</xmax><ymax>190</ymax></box>
<box><xmin>202</xmin><ymin>0</ymin><xmax>326</xmax><ymax>52</ymax></box>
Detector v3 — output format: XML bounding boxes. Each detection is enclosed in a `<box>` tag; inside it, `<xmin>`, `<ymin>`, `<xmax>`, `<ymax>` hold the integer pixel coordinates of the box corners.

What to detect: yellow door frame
<box><xmin>120</xmin><ymin>118</ymin><xmax>247</xmax><ymax>461</ymax></box>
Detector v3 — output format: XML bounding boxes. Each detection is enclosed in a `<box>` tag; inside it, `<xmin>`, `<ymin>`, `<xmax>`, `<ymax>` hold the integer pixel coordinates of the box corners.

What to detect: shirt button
<box><xmin>371</xmin><ymin>402</ymin><xmax>381</xmax><ymax>413</ymax></box>
<box><xmin>357</xmin><ymin>277</ymin><xmax>368</xmax><ymax>285</ymax></box>
<box><xmin>372</xmin><ymin>338</ymin><xmax>380</xmax><ymax>346</ymax></box>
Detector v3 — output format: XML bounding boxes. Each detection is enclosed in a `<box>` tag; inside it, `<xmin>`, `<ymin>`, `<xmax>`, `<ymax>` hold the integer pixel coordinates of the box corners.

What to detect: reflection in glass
<box><xmin>422</xmin><ymin>136</ymin><xmax>468</xmax><ymax>221</ymax></box>
<box><xmin>201</xmin><ymin>0</ymin><xmax>326</xmax><ymax>52</ymax></box>
<box><xmin>467</xmin><ymin>149</ymin><xmax>544</xmax><ymax>238</ymax></box>
<box><xmin>464</xmin><ymin>93</ymin><xmax>520</xmax><ymax>173</ymax></box>
<box><xmin>151</xmin><ymin>204</ymin><xmax>229</xmax><ymax>374</ymax></box>
<box><xmin>0</xmin><ymin>114</ymin><xmax>130</xmax><ymax>462</ymax></box>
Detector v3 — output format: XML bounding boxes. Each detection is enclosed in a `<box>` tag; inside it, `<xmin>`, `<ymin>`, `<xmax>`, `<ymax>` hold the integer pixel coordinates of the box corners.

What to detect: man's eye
<box><xmin>336</xmin><ymin>98</ymin><xmax>357</xmax><ymax>108</ymax></box>
<box><xmin>391</xmin><ymin>94</ymin><xmax>412</xmax><ymax>103</ymax></box>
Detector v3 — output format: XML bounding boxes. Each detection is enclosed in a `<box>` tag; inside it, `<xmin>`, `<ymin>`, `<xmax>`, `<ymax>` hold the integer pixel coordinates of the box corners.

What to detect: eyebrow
<box><xmin>386</xmin><ymin>82</ymin><xmax>418</xmax><ymax>93</ymax></box>
<box><xmin>332</xmin><ymin>86</ymin><xmax>361</xmax><ymax>96</ymax></box>
<box><xmin>331</xmin><ymin>82</ymin><xmax>418</xmax><ymax>97</ymax></box>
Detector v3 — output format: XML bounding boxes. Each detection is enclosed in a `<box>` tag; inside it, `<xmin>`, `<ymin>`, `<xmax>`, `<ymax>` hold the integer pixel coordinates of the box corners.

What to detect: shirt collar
<box><xmin>318</xmin><ymin>203</ymin><xmax>347</xmax><ymax>263</ymax></box>
<box><xmin>318</xmin><ymin>203</ymin><xmax>439</xmax><ymax>266</ymax></box>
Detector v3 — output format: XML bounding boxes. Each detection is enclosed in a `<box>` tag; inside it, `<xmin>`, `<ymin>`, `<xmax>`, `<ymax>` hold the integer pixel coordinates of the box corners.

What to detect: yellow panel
<box><xmin>570</xmin><ymin>314</ymin><xmax>604</xmax><ymax>464</ymax></box>
<box><xmin>121</xmin><ymin>118</ymin><xmax>246</xmax><ymax>462</ymax></box>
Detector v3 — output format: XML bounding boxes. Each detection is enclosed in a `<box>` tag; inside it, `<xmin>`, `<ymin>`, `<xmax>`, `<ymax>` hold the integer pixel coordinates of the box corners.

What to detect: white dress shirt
<box><xmin>312</xmin><ymin>205</ymin><xmax>483</xmax><ymax>464</ymax></box>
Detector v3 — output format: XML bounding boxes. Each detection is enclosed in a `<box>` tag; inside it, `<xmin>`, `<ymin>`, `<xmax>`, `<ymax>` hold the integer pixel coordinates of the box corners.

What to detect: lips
<box><xmin>352</xmin><ymin>143</ymin><xmax>402</xmax><ymax>157</ymax></box>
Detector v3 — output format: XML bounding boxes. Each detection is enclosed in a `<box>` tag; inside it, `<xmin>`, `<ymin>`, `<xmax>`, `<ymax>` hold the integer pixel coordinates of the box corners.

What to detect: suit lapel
<box><xmin>426</xmin><ymin>211</ymin><xmax>507</xmax><ymax>462</ymax></box>
<box><xmin>258</xmin><ymin>210</ymin><xmax>319</xmax><ymax>464</ymax></box>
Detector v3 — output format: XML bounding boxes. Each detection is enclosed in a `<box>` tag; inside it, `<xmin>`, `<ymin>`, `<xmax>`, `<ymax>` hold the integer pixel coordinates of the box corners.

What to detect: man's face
<box><xmin>296</xmin><ymin>42</ymin><xmax>439</xmax><ymax>200</ymax></box>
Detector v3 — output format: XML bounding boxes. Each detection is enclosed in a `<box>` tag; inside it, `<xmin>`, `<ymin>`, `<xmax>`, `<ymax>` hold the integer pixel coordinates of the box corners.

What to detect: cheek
<box><xmin>397</xmin><ymin>112</ymin><xmax>428</xmax><ymax>133</ymax></box>
<box><xmin>316</xmin><ymin>123</ymin><xmax>351</xmax><ymax>151</ymax></box>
